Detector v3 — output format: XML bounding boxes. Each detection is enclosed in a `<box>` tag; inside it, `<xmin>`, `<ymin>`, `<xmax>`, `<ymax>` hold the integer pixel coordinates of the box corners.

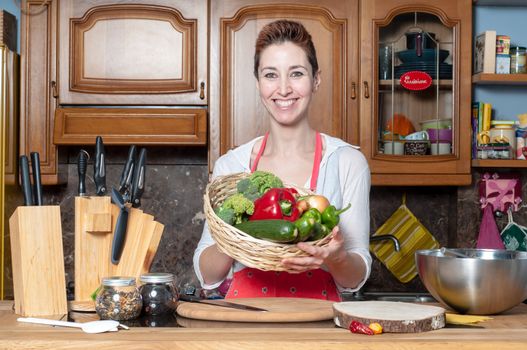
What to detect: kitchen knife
<box><xmin>130</xmin><ymin>148</ymin><xmax>146</xmax><ymax>208</ymax></box>
<box><xmin>94</xmin><ymin>136</ymin><xmax>107</xmax><ymax>196</ymax></box>
<box><xmin>19</xmin><ymin>155</ymin><xmax>34</xmax><ymax>206</ymax></box>
<box><xmin>77</xmin><ymin>150</ymin><xmax>89</xmax><ymax>196</ymax></box>
<box><xmin>118</xmin><ymin>145</ymin><xmax>136</xmax><ymax>200</ymax></box>
<box><xmin>110</xmin><ymin>188</ymin><xmax>129</xmax><ymax>265</ymax></box>
<box><xmin>178</xmin><ymin>295</ymin><xmax>268</xmax><ymax>312</ymax></box>
<box><xmin>30</xmin><ymin>152</ymin><xmax>43</xmax><ymax>205</ymax></box>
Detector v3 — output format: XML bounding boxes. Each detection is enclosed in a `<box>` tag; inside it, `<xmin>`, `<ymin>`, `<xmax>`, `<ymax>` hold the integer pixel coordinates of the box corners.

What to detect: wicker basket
<box><xmin>204</xmin><ymin>172</ymin><xmax>332</xmax><ymax>272</ymax></box>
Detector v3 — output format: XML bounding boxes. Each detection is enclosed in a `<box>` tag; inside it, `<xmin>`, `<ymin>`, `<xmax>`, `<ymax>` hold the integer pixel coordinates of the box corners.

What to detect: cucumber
<box><xmin>235</xmin><ymin>219</ymin><xmax>298</xmax><ymax>243</ymax></box>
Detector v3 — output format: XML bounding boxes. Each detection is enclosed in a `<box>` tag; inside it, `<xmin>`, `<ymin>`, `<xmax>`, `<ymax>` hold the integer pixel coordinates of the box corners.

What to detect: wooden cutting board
<box><xmin>176</xmin><ymin>297</ymin><xmax>335</xmax><ymax>322</ymax></box>
<box><xmin>333</xmin><ymin>301</ymin><xmax>446</xmax><ymax>333</ymax></box>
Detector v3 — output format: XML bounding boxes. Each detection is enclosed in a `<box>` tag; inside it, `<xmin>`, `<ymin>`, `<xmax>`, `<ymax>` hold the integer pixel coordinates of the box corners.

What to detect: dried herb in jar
<box><xmin>95</xmin><ymin>276</ymin><xmax>142</xmax><ymax>321</ymax></box>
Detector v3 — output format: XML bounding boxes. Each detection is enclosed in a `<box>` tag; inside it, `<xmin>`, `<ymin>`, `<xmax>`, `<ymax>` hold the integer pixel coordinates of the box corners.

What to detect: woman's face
<box><xmin>256</xmin><ymin>42</ymin><xmax>319</xmax><ymax>126</ymax></box>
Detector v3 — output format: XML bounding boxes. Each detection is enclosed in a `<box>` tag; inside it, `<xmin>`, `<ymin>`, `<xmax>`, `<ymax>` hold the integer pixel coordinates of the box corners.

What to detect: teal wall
<box><xmin>473</xmin><ymin>5</ymin><xmax>527</xmax><ymax>120</ymax></box>
<box><xmin>0</xmin><ymin>0</ymin><xmax>20</xmax><ymax>53</ymax></box>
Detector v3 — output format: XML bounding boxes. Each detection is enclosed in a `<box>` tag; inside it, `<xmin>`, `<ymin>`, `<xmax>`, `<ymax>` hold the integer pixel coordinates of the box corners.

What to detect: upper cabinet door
<box><xmin>209</xmin><ymin>0</ymin><xmax>359</xmax><ymax>169</ymax></box>
<box><xmin>58</xmin><ymin>0</ymin><xmax>207</xmax><ymax>105</ymax></box>
<box><xmin>360</xmin><ymin>0</ymin><xmax>473</xmax><ymax>185</ymax></box>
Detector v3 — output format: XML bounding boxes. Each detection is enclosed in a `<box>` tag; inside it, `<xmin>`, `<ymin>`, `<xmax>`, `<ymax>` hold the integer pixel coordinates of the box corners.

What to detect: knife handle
<box><xmin>131</xmin><ymin>148</ymin><xmax>146</xmax><ymax>208</ymax></box>
<box><xmin>19</xmin><ymin>155</ymin><xmax>34</xmax><ymax>206</ymax></box>
<box><xmin>111</xmin><ymin>209</ymin><xmax>129</xmax><ymax>265</ymax></box>
<box><xmin>94</xmin><ymin>136</ymin><xmax>106</xmax><ymax>196</ymax></box>
<box><xmin>30</xmin><ymin>152</ymin><xmax>43</xmax><ymax>206</ymax></box>
<box><xmin>118</xmin><ymin>145</ymin><xmax>136</xmax><ymax>195</ymax></box>
<box><xmin>78</xmin><ymin>150</ymin><xmax>89</xmax><ymax>196</ymax></box>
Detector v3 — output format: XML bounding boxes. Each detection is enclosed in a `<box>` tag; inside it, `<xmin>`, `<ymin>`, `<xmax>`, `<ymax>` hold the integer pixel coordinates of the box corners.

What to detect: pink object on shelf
<box><xmin>427</xmin><ymin>128</ymin><xmax>452</xmax><ymax>143</ymax></box>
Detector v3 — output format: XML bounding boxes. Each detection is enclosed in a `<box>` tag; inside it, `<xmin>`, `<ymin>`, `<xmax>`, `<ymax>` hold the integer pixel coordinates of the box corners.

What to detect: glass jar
<box><xmin>139</xmin><ymin>272</ymin><xmax>178</xmax><ymax>316</ymax></box>
<box><xmin>510</xmin><ymin>46</ymin><xmax>526</xmax><ymax>74</ymax></box>
<box><xmin>95</xmin><ymin>276</ymin><xmax>142</xmax><ymax>321</ymax></box>
<box><xmin>489</xmin><ymin>121</ymin><xmax>517</xmax><ymax>156</ymax></box>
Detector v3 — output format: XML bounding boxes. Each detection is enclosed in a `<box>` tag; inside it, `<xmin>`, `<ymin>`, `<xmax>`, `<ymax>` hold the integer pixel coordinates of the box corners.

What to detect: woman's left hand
<box><xmin>280</xmin><ymin>226</ymin><xmax>347</xmax><ymax>273</ymax></box>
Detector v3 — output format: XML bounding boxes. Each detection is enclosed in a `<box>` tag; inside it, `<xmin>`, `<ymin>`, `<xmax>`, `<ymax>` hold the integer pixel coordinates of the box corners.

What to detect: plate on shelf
<box><xmin>396</xmin><ymin>49</ymin><xmax>450</xmax><ymax>64</ymax></box>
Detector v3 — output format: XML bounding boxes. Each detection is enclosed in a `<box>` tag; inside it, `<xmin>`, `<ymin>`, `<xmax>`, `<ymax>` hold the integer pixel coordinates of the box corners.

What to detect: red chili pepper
<box><xmin>349</xmin><ymin>320</ymin><xmax>374</xmax><ymax>335</ymax></box>
<box><xmin>250</xmin><ymin>188</ymin><xmax>300</xmax><ymax>222</ymax></box>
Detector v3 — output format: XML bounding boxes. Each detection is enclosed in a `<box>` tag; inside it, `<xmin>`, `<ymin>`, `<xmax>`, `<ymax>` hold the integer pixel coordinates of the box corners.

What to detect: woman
<box><xmin>193</xmin><ymin>20</ymin><xmax>371</xmax><ymax>301</ymax></box>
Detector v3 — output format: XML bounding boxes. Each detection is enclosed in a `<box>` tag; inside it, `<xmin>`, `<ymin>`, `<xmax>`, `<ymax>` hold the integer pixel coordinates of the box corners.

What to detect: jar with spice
<box><xmin>510</xmin><ymin>46</ymin><xmax>526</xmax><ymax>74</ymax></box>
<box><xmin>95</xmin><ymin>276</ymin><xmax>142</xmax><ymax>321</ymax></box>
<box><xmin>139</xmin><ymin>272</ymin><xmax>179</xmax><ymax>316</ymax></box>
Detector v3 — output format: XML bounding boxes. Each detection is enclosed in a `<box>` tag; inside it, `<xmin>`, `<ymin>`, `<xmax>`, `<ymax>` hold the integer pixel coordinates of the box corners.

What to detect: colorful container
<box><xmin>496</xmin><ymin>35</ymin><xmax>511</xmax><ymax>54</ymax></box>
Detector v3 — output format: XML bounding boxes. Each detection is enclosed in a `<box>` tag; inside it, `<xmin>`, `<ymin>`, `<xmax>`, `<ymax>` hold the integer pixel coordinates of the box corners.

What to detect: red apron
<box><xmin>225</xmin><ymin>132</ymin><xmax>341</xmax><ymax>302</ymax></box>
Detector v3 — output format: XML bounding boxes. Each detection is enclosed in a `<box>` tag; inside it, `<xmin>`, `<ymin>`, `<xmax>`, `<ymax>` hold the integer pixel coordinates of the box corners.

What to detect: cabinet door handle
<box><xmin>51</xmin><ymin>80</ymin><xmax>58</xmax><ymax>98</ymax></box>
<box><xmin>363</xmin><ymin>81</ymin><xmax>370</xmax><ymax>99</ymax></box>
<box><xmin>350</xmin><ymin>82</ymin><xmax>356</xmax><ymax>100</ymax></box>
<box><xmin>199</xmin><ymin>82</ymin><xmax>205</xmax><ymax>100</ymax></box>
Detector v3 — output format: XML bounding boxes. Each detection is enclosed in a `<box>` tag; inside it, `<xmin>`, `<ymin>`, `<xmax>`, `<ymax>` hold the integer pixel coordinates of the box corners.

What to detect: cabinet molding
<box><xmin>53</xmin><ymin>107</ymin><xmax>207</xmax><ymax>145</ymax></box>
<box><xmin>69</xmin><ymin>4</ymin><xmax>197</xmax><ymax>94</ymax></box>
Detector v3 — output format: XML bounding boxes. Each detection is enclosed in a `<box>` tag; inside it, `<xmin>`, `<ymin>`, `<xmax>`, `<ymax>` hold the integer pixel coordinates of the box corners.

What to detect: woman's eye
<box><xmin>291</xmin><ymin>71</ymin><xmax>305</xmax><ymax>78</ymax></box>
<box><xmin>263</xmin><ymin>72</ymin><xmax>277</xmax><ymax>79</ymax></box>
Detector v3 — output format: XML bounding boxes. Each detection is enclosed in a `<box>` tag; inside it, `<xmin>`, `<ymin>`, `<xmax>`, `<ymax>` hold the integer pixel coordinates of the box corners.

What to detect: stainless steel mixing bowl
<box><xmin>415</xmin><ymin>249</ymin><xmax>527</xmax><ymax>315</ymax></box>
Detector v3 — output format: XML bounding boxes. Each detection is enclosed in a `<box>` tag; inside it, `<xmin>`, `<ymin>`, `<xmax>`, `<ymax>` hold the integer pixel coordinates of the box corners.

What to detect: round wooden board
<box><xmin>333</xmin><ymin>301</ymin><xmax>446</xmax><ymax>333</ymax></box>
<box><xmin>176</xmin><ymin>297</ymin><xmax>335</xmax><ymax>322</ymax></box>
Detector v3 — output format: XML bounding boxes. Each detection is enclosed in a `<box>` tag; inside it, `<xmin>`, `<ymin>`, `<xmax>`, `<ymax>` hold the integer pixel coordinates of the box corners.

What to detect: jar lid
<box><xmin>101</xmin><ymin>276</ymin><xmax>136</xmax><ymax>287</ymax></box>
<box><xmin>510</xmin><ymin>46</ymin><xmax>526</xmax><ymax>51</ymax></box>
<box><xmin>140</xmin><ymin>272</ymin><xmax>175</xmax><ymax>284</ymax></box>
<box><xmin>490</xmin><ymin>120</ymin><xmax>515</xmax><ymax>126</ymax></box>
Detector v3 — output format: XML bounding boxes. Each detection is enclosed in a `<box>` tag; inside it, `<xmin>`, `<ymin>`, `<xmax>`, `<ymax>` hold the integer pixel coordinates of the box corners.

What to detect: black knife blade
<box><xmin>178</xmin><ymin>295</ymin><xmax>268</xmax><ymax>312</ymax></box>
<box><xmin>77</xmin><ymin>150</ymin><xmax>89</xmax><ymax>196</ymax></box>
<box><xmin>94</xmin><ymin>136</ymin><xmax>107</xmax><ymax>196</ymax></box>
<box><xmin>130</xmin><ymin>148</ymin><xmax>146</xmax><ymax>208</ymax></box>
<box><xmin>110</xmin><ymin>188</ymin><xmax>129</xmax><ymax>265</ymax></box>
<box><xmin>30</xmin><ymin>152</ymin><xmax>43</xmax><ymax>206</ymax></box>
<box><xmin>19</xmin><ymin>155</ymin><xmax>34</xmax><ymax>206</ymax></box>
<box><xmin>118</xmin><ymin>145</ymin><xmax>136</xmax><ymax>201</ymax></box>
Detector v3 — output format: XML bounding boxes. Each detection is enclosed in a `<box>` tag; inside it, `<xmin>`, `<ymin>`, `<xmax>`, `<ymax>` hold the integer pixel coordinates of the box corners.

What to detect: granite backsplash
<box><xmin>2</xmin><ymin>146</ymin><xmax>523</xmax><ymax>298</ymax></box>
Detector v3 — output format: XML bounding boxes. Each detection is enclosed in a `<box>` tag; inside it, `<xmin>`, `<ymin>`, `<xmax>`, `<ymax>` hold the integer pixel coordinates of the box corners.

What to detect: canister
<box><xmin>95</xmin><ymin>276</ymin><xmax>142</xmax><ymax>321</ymax></box>
<box><xmin>139</xmin><ymin>272</ymin><xmax>179</xmax><ymax>316</ymax></box>
<box><xmin>496</xmin><ymin>35</ymin><xmax>511</xmax><ymax>54</ymax></box>
<box><xmin>510</xmin><ymin>46</ymin><xmax>526</xmax><ymax>74</ymax></box>
<box><xmin>489</xmin><ymin>121</ymin><xmax>516</xmax><ymax>156</ymax></box>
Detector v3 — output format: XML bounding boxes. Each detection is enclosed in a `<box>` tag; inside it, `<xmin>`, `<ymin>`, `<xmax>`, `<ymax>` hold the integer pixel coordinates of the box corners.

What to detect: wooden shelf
<box><xmin>472</xmin><ymin>159</ymin><xmax>527</xmax><ymax>168</ymax></box>
<box><xmin>474</xmin><ymin>0</ymin><xmax>527</xmax><ymax>6</ymax></box>
<box><xmin>379</xmin><ymin>80</ymin><xmax>453</xmax><ymax>89</ymax></box>
<box><xmin>472</xmin><ymin>73</ymin><xmax>527</xmax><ymax>84</ymax></box>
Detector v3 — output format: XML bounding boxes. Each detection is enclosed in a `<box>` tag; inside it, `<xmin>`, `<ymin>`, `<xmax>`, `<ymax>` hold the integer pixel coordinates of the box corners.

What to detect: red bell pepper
<box><xmin>349</xmin><ymin>320</ymin><xmax>374</xmax><ymax>335</ymax></box>
<box><xmin>250</xmin><ymin>188</ymin><xmax>300</xmax><ymax>222</ymax></box>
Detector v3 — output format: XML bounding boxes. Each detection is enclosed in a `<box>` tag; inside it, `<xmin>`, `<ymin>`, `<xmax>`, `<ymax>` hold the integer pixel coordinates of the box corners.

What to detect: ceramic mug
<box><xmin>384</xmin><ymin>141</ymin><xmax>404</xmax><ymax>155</ymax></box>
<box><xmin>430</xmin><ymin>142</ymin><xmax>451</xmax><ymax>155</ymax></box>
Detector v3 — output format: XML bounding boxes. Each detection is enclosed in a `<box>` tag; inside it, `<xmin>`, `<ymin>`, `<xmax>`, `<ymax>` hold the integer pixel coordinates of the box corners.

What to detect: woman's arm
<box><xmin>199</xmin><ymin>244</ymin><xmax>234</xmax><ymax>285</ymax></box>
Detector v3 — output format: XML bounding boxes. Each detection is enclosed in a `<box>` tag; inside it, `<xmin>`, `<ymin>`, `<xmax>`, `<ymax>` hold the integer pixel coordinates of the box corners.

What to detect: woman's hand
<box><xmin>280</xmin><ymin>226</ymin><xmax>347</xmax><ymax>273</ymax></box>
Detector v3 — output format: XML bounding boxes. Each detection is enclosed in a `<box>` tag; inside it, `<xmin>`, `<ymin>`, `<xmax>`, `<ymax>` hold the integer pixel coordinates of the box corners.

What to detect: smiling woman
<box><xmin>194</xmin><ymin>20</ymin><xmax>372</xmax><ymax>302</ymax></box>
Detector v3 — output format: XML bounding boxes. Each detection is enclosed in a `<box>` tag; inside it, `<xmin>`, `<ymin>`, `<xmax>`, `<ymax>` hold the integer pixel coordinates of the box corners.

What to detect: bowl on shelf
<box><xmin>396</xmin><ymin>49</ymin><xmax>449</xmax><ymax>64</ymax></box>
<box><xmin>427</xmin><ymin>128</ymin><xmax>452</xmax><ymax>143</ymax></box>
<box><xmin>404</xmin><ymin>140</ymin><xmax>429</xmax><ymax>155</ymax></box>
<box><xmin>420</xmin><ymin>118</ymin><xmax>452</xmax><ymax>130</ymax></box>
<box><xmin>416</xmin><ymin>248</ymin><xmax>527</xmax><ymax>315</ymax></box>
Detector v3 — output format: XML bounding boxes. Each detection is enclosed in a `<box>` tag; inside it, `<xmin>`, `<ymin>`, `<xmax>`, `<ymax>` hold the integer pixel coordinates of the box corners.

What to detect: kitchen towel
<box><xmin>477</xmin><ymin>204</ymin><xmax>505</xmax><ymax>249</ymax></box>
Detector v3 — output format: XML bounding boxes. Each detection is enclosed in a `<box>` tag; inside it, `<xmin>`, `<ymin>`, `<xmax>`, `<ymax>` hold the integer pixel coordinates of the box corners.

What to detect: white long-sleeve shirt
<box><xmin>194</xmin><ymin>133</ymin><xmax>372</xmax><ymax>292</ymax></box>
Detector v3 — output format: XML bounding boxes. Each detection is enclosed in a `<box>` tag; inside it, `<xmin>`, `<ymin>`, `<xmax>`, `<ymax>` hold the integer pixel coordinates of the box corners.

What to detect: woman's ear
<box><xmin>313</xmin><ymin>71</ymin><xmax>321</xmax><ymax>92</ymax></box>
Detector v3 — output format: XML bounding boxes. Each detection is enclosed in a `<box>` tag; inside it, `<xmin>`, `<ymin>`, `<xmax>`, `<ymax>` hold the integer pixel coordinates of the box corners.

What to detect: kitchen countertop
<box><xmin>1</xmin><ymin>301</ymin><xmax>527</xmax><ymax>349</ymax></box>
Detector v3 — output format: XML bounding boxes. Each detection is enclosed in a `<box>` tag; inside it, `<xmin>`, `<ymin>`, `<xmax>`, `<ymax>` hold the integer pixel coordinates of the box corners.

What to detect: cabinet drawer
<box><xmin>53</xmin><ymin>107</ymin><xmax>207</xmax><ymax>145</ymax></box>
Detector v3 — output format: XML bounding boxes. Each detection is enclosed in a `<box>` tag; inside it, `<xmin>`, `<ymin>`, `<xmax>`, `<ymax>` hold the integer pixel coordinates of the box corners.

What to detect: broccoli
<box><xmin>237</xmin><ymin>171</ymin><xmax>283</xmax><ymax>201</ymax></box>
<box><xmin>215</xmin><ymin>193</ymin><xmax>255</xmax><ymax>225</ymax></box>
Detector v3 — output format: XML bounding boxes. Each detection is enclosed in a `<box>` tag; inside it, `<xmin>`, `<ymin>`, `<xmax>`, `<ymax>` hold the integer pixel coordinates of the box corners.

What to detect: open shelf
<box><xmin>472</xmin><ymin>73</ymin><xmax>527</xmax><ymax>85</ymax></box>
<box><xmin>472</xmin><ymin>159</ymin><xmax>527</xmax><ymax>168</ymax></box>
<box><xmin>474</xmin><ymin>0</ymin><xmax>527</xmax><ymax>6</ymax></box>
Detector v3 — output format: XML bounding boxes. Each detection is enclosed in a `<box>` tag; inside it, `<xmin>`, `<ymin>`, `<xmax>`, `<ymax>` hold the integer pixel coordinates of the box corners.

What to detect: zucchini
<box><xmin>235</xmin><ymin>219</ymin><xmax>298</xmax><ymax>243</ymax></box>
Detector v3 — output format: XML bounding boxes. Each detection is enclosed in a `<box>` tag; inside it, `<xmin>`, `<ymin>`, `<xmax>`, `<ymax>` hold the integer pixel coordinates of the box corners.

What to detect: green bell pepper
<box><xmin>321</xmin><ymin>203</ymin><xmax>351</xmax><ymax>229</ymax></box>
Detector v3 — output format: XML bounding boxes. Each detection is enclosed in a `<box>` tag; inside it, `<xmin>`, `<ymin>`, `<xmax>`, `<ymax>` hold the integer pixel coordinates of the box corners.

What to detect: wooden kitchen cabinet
<box><xmin>20</xmin><ymin>0</ymin><xmax>208</xmax><ymax>184</ymax></box>
<box><xmin>209</xmin><ymin>0</ymin><xmax>359</xmax><ymax>169</ymax></box>
<box><xmin>359</xmin><ymin>0</ymin><xmax>473</xmax><ymax>186</ymax></box>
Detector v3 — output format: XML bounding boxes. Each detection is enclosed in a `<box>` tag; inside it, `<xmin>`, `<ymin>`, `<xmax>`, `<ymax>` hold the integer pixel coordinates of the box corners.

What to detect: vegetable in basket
<box><xmin>214</xmin><ymin>193</ymin><xmax>255</xmax><ymax>225</ymax></box>
<box><xmin>236</xmin><ymin>170</ymin><xmax>284</xmax><ymax>201</ymax></box>
<box><xmin>235</xmin><ymin>219</ymin><xmax>298</xmax><ymax>243</ymax></box>
<box><xmin>250</xmin><ymin>188</ymin><xmax>300</xmax><ymax>222</ymax></box>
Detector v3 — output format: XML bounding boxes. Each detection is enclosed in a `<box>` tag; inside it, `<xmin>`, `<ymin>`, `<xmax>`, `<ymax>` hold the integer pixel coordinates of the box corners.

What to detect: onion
<box><xmin>305</xmin><ymin>195</ymin><xmax>330</xmax><ymax>212</ymax></box>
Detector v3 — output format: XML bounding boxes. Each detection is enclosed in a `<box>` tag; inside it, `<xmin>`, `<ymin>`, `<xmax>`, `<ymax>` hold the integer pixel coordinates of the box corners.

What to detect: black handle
<box><xmin>111</xmin><ymin>209</ymin><xmax>129</xmax><ymax>265</ymax></box>
<box><xmin>118</xmin><ymin>145</ymin><xmax>137</xmax><ymax>196</ymax></box>
<box><xmin>30</xmin><ymin>152</ymin><xmax>43</xmax><ymax>205</ymax></box>
<box><xmin>94</xmin><ymin>136</ymin><xmax>106</xmax><ymax>196</ymax></box>
<box><xmin>78</xmin><ymin>150</ymin><xmax>89</xmax><ymax>196</ymax></box>
<box><xmin>19</xmin><ymin>155</ymin><xmax>34</xmax><ymax>206</ymax></box>
<box><xmin>131</xmin><ymin>148</ymin><xmax>146</xmax><ymax>208</ymax></box>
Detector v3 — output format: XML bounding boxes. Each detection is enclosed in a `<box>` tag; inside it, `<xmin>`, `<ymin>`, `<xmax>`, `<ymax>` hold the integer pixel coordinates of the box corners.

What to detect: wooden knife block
<box><xmin>9</xmin><ymin>206</ymin><xmax>68</xmax><ymax>316</ymax></box>
<box><xmin>74</xmin><ymin>196</ymin><xmax>164</xmax><ymax>302</ymax></box>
